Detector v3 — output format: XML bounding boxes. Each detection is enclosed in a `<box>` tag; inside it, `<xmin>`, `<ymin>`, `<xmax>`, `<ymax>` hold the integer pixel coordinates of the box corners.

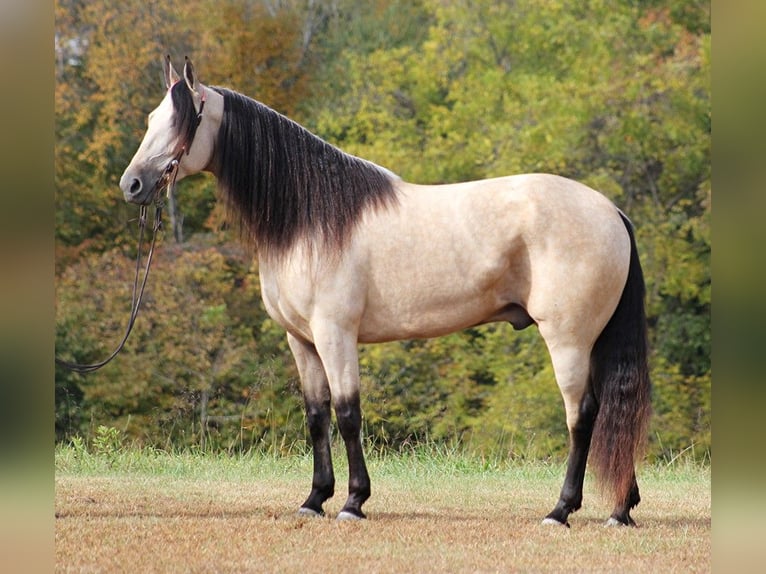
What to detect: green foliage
<box><xmin>92</xmin><ymin>425</ymin><xmax>124</xmax><ymax>457</ymax></box>
<box><xmin>55</xmin><ymin>0</ymin><xmax>710</xmax><ymax>462</ymax></box>
<box><xmin>308</xmin><ymin>0</ymin><xmax>710</xmax><ymax>461</ymax></box>
<box><xmin>55</xmin><ymin>234</ymin><xmax>305</xmax><ymax>452</ymax></box>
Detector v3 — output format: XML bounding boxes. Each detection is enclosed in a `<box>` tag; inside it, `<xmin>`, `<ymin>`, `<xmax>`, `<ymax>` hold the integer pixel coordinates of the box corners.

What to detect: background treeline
<box><xmin>55</xmin><ymin>0</ymin><xmax>710</xmax><ymax>462</ymax></box>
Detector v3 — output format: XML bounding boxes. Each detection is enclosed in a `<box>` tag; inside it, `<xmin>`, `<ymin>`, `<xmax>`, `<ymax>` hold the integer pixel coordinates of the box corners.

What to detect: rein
<box><xmin>55</xmin><ymin>200</ymin><xmax>165</xmax><ymax>373</ymax></box>
<box><xmin>56</xmin><ymin>84</ymin><xmax>205</xmax><ymax>373</ymax></box>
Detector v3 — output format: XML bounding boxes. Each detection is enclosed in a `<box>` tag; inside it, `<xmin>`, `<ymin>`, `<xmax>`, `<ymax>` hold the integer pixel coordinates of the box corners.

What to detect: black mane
<box><xmin>191</xmin><ymin>87</ymin><xmax>399</xmax><ymax>255</ymax></box>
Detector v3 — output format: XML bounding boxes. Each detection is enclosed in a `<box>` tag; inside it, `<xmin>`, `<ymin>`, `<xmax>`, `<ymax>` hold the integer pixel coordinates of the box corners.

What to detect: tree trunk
<box><xmin>167</xmin><ymin>188</ymin><xmax>184</xmax><ymax>243</ymax></box>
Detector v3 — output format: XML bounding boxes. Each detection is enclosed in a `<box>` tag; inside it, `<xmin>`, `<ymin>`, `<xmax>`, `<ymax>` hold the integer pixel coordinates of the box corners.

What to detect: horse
<box><xmin>120</xmin><ymin>57</ymin><xmax>651</xmax><ymax>527</ymax></box>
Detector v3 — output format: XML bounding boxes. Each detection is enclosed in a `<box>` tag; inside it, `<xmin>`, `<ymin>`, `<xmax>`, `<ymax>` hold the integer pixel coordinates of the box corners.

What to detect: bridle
<box><xmin>152</xmin><ymin>86</ymin><xmax>206</xmax><ymax>202</ymax></box>
<box><xmin>55</xmin><ymin>86</ymin><xmax>206</xmax><ymax>374</ymax></box>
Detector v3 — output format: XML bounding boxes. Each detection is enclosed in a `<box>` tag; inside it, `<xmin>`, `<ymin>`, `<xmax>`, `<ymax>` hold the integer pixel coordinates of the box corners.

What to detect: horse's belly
<box><xmin>354</xmin><ymin>193</ymin><xmax>529</xmax><ymax>342</ymax></box>
<box><xmin>356</xmin><ymin>264</ymin><xmax>519</xmax><ymax>343</ymax></box>
<box><xmin>357</xmin><ymin>300</ymin><xmax>493</xmax><ymax>342</ymax></box>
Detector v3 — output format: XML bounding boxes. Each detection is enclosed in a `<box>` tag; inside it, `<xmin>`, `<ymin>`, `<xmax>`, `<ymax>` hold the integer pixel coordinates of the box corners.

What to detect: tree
<box><xmin>55</xmin><ymin>234</ymin><xmax>303</xmax><ymax>450</ymax></box>
<box><xmin>55</xmin><ymin>0</ymin><xmax>181</xmax><ymax>256</ymax></box>
<box><xmin>307</xmin><ymin>0</ymin><xmax>710</xmax><ymax>459</ymax></box>
<box><xmin>55</xmin><ymin>0</ymin><xmax>710</xmax><ymax>460</ymax></box>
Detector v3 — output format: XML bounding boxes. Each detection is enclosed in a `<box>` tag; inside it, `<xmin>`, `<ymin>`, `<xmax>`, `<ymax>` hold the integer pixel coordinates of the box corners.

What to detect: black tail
<box><xmin>589</xmin><ymin>213</ymin><xmax>652</xmax><ymax>509</ymax></box>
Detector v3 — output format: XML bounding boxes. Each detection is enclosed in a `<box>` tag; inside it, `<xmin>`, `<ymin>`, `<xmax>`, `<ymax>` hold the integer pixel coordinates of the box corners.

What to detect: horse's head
<box><xmin>120</xmin><ymin>56</ymin><xmax>222</xmax><ymax>205</ymax></box>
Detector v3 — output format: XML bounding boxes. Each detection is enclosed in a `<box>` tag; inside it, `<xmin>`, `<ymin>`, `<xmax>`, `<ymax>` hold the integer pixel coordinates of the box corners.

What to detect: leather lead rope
<box><xmin>55</xmin><ymin>203</ymin><xmax>164</xmax><ymax>373</ymax></box>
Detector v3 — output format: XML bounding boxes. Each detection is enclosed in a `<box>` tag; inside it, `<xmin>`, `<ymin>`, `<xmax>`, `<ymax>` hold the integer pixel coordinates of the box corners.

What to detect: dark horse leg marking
<box><xmin>544</xmin><ymin>390</ymin><xmax>598</xmax><ymax>527</ymax></box>
<box><xmin>287</xmin><ymin>334</ymin><xmax>336</xmax><ymax>517</ymax></box>
<box><xmin>299</xmin><ymin>396</ymin><xmax>335</xmax><ymax>516</ymax></box>
<box><xmin>607</xmin><ymin>473</ymin><xmax>641</xmax><ymax>526</ymax></box>
<box><xmin>334</xmin><ymin>393</ymin><xmax>371</xmax><ymax>520</ymax></box>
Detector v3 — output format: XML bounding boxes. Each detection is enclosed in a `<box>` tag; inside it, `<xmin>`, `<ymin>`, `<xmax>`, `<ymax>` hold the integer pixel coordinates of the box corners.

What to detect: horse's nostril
<box><xmin>130</xmin><ymin>178</ymin><xmax>142</xmax><ymax>195</ymax></box>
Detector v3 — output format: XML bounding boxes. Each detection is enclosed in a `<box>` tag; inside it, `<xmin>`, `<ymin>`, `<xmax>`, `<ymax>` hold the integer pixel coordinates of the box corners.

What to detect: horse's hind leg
<box><xmin>288</xmin><ymin>334</ymin><xmax>335</xmax><ymax>517</ymax></box>
<box><xmin>540</xmin><ymin>342</ymin><xmax>596</xmax><ymax>527</ymax></box>
<box><xmin>543</xmin><ymin>388</ymin><xmax>598</xmax><ymax>527</ymax></box>
<box><xmin>607</xmin><ymin>472</ymin><xmax>640</xmax><ymax>526</ymax></box>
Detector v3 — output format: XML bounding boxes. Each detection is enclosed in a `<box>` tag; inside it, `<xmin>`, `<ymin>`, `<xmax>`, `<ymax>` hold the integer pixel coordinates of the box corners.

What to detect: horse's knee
<box><xmin>305</xmin><ymin>400</ymin><xmax>331</xmax><ymax>439</ymax></box>
<box><xmin>333</xmin><ymin>397</ymin><xmax>362</xmax><ymax>441</ymax></box>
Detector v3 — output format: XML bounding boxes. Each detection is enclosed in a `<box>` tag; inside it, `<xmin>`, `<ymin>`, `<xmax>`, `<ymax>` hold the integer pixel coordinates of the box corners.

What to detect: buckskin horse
<box><xmin>120</xmin><ymin>57</ymin><xmax>651</xmax><ymax>527</ymax></box>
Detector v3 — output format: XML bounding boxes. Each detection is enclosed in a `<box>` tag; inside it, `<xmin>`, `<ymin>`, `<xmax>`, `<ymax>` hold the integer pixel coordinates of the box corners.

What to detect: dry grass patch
<box><xmin>55</xmin><ymin>450</ymin><xmax>709</xmax><ymax>573</ymax></box>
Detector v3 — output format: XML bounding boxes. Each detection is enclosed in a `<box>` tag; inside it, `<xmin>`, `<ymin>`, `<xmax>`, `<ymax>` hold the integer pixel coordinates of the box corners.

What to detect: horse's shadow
<box><xmin>55</xmin><ymin>497</ymin><xmax>710</xmax><ymax>530</ymax></box>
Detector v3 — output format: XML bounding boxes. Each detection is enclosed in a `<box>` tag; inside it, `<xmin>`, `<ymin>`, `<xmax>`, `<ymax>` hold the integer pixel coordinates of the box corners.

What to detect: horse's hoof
<box><xmin>297</xmin><ymin>507</ymin><xmax>324</xmax><ymax>518</ymax></box>
<box><xmin>605</xmin><ymin>516</ymin><xmax>636</xmax><ymax>527</ymax></box>
<box><xmin>541</xmin><ymin>517</ymin><xmax>570</xmax><ymax>528</ymax></box>
<box><xmin>336</xmin><ymin>510</ymin><xmax>365</xmax><ymax>521</ymax></box>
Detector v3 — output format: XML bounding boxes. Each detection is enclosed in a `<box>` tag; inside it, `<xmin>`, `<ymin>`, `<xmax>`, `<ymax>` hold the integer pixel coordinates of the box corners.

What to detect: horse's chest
<box><xmin>258</xmin><ymin>268</ymin><xmax>316</xmax><ymax>340</ymax></box>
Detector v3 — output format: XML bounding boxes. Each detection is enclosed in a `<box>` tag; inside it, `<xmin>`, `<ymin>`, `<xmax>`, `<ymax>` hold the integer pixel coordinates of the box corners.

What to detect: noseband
<box><xmin>55</xmin><ymin>88</ymin><xmax>206</xmax><ymax>373</ymax></box>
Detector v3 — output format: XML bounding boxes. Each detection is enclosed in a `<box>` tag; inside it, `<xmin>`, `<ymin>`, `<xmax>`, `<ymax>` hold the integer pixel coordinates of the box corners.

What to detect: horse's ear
<box><xmin>183</xmin><ymin>56</ymin><xmax>202</xmax><ymax>96</ymax></box>
<box><xmin>163</xmin><ymin>54</ymin><xmax>180</xmax><ymax>89</ymax></box>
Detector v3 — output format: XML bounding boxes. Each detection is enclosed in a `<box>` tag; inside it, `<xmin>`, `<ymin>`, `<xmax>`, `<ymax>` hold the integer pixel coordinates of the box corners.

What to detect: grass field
<box><xmin>55</xmin><ymin>443</ymin><xmax>710</xmax><ymax>573</ymax></box>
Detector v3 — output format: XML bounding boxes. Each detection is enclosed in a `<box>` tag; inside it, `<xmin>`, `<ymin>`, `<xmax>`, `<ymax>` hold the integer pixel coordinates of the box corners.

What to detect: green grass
<box><xmin>55</xmin><ymin>439</ymin><xmax>710</xmax><ymax>573</ymax></box>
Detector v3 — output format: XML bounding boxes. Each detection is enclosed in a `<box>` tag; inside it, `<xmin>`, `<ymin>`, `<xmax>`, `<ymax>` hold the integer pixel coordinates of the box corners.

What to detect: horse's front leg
<box><xmin>313</xmin><ymin>327</ymin><xmax>371</xmax><ymax>520</ymax></box>
<box><xmin>287</xmin><ymin>333</ymin><xmax>335</xmax><ymax>517</ymax></box>
<box><xmin>333</xmin><ymin>391</ymin><xmax>370</xmax><ymax>519</ymax></box>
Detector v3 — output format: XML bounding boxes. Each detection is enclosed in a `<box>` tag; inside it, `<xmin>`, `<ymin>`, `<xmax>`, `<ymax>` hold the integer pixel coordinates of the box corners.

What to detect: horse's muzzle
<box><xmin>121</xmin><ymin>158</ymin><xmax>181</xmax><ymax>205</ymax></box>
<box><xmin>120</xmin><ymin>171</ymin><xmax>152</xmax><ymax>204</ymax></box>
